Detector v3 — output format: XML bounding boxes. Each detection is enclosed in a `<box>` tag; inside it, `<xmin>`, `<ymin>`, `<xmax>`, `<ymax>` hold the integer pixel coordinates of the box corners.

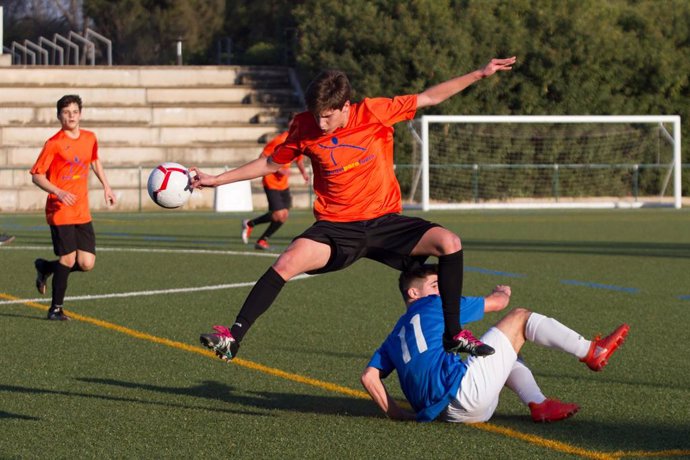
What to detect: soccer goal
<box><xmin>404</xmin><ymin>115</ymin><xmax>682</xmax><ymax>210</ymax></box>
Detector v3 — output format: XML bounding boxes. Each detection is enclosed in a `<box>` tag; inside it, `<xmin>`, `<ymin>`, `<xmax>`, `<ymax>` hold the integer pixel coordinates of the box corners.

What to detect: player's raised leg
<box><xmin>476</xmin><ymin>308</ymin><xmax>630</xmax><ymax>376</ymax></box>
<box><xmin>200</xmin><ymin>237</ymin><xmax>332</xmax><ymax>360</ymax></box>
<box><xmin>411</xmin><ymin>226</ymin><xmax>494</xmax><ymax>357</ymax></box>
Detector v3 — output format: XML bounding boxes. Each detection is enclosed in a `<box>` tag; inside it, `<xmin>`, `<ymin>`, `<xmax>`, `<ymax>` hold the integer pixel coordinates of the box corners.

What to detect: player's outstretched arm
<box><xmin>484</xmin><ymin>285</ymin><xmax>512</xmax><ymax>312</ymax></box>
<box><xmin>361</xmin><ymin>367</ymin><xmax>416</xmax><ymax>421</ymax></box>
<box><xmin>190</xmin><ymin>156</ymin><xmax>282</xmax><ymax>189</ymax></box>
<box><xmin>416</xmin><ymin>56</ymin><xmax>516</xmax><ymax>109</ymax></box>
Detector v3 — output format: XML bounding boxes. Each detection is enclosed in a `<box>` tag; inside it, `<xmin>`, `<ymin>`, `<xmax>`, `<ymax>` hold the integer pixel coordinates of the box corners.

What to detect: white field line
<box><xmin>1</xmin><ymin>245</ymin><xmax>279</xmax><ymax>258</ymax></box>
<box><xmin>1</xmin><ymin>244</ymin><xmax>313</xmax><ymax>305</ymax></box>
<box><xmin>0</xmin><ymin>274</ymin><xmax>313</xmax><ymax>306</ymax></box>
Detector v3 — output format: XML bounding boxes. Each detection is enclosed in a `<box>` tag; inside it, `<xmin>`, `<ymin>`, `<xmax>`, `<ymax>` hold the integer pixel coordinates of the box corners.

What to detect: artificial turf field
<box><xmin>1</xmin><ymin>209</ymin><xmax>689</xmax><ymax>459</ymax></box>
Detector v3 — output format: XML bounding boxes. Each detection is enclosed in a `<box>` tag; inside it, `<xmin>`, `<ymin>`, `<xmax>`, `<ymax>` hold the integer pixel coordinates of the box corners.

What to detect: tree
<box><xmin>83</xmin><ymin>0</ymin><xmax>225</xmax><ymax>64</ymax></box>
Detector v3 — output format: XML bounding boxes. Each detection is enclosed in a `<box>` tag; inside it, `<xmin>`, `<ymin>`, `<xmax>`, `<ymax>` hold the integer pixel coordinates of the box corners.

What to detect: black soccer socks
<box><xmin>230</xmin><ymin>267</ymin><xmax>286</xmax><ymax>342</ymax></box>
<box><xmin>438</xmin><ymin>249</ymin><xmax>464</xmax><ymax>338</ymax></box>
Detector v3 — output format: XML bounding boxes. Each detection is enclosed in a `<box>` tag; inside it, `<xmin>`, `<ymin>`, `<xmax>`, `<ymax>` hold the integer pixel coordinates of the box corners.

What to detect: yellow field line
<box><xmin>472</xmin><ymin>423</ymin><xmax>614</xmax><ymax>460</ymax></box>
<box><xmin>4</xmin><ymin>293</ymin><xmax>689</xmax><ymax>459</ymax></box>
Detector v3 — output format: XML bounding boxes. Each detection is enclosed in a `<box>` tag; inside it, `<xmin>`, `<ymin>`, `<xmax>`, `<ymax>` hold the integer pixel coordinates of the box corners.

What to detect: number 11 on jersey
<box><xmin>398</xmin><ymin>314</ymin><xmax>428</xmax><ymax>364</ymax></box>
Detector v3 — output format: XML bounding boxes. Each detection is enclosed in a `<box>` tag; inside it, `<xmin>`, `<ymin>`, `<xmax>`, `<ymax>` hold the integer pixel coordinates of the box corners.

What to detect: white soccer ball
<box><xmin>147</xmin><ymin>162</ymin><xmax>193</xmax><ymax>209</ymax></box>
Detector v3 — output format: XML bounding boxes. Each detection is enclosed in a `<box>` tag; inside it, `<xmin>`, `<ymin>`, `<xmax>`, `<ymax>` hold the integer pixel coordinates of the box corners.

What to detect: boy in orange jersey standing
<box><xmin>30</xmin><ymin>94</ymin><xmax>116</xmax><ymax>320</ymax></box>
<box><xmin>241</xmin><ymin>115</ymin><xmax>309</xmax><ymax>250</ymax></box>
<box><xmin>192</xmin><ymin>57</ymin><xmax>516</xmax><ymax>360</ymax></box>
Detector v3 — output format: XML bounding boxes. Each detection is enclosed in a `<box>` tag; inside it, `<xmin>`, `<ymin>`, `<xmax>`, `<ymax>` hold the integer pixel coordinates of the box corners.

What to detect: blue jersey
<box><xmin>367</xmin><ymin>295</ymin><xmax>485</xmax><ymax>422</ymax></box>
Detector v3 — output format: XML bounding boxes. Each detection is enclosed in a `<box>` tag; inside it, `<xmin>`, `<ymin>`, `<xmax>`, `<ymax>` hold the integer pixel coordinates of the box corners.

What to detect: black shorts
<box><xmin>295</xmin><ymin>213</ymin><xmax>440</xmax><ymax>275</ymax></box>
<box><xmin>50</xmin><ymin>222</ymin><xmax>96</xmax><ymax>256</ymax></box>
<box><xmin>265</xmin><ymin>187</ymin><xmax>292</xmax><ymax>211</ymax></box>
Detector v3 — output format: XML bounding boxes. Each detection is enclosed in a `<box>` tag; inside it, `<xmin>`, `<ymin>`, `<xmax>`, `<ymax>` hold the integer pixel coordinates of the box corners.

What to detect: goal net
<box><xmin>402</xmin><ymin>115</ymin><xmax>682</xmax><ymax>210</ymax></box>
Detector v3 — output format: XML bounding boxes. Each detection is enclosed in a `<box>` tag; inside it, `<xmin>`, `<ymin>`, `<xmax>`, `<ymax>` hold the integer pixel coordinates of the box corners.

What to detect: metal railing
<box><xmin>8</xmin><ymin>29</ymin><xmax>112</xmax><ymax>66</ymax></box>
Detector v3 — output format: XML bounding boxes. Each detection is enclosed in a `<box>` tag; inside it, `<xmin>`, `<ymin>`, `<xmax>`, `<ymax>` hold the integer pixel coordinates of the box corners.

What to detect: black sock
<box><xmin>51</xmin><ymin>262</ymin><xmax>72</xmax><ymax>309</ymax></box>
<box><xmin>39</xmin><ymin>259</ymin><xmax>58</xmax><ymax>276</ymax></box>
<box><xmin>249</xmin><ymin>213</ymin><xmax>272</xmax><ymax>227</ymax></box>
<box><xmin>70</xmin><ymin>264</ymin><xmax>84</xmax><ymax>272</ymax></box>
<box><xmin>230</xmin><ymin>267</ymin><xmax>286</xmax><ymax>342</ymax></box>
<box><xmin>259</xmin><ymin>221</ymin><xmax>283</xmax><ymax>240</ymax></box>
<box><xmin>438</xmin><ymin>249</ymin><xmax>463</xmax><ymax>338</ymax></box>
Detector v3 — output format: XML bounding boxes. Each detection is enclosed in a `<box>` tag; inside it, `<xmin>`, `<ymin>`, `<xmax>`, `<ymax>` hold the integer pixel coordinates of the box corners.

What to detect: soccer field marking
<box><xmin>0</xmin><ymin>245</ymin><xmax>279</xmax><ymax>258</ymax></box>
<box><xmin>465</xmin><ymin>266</ymin><xmax>527</xmax><ymax>278</ymax></box>
<box><xmin>3</xmin><ymin>293</ymin><xmax>688</xmax><ymax>459</ymax></box>
<box><xmin>560</xmin><ymin>279</ymin><xmax>639</xmax><ymax>294</ymax></box>
<box><xmin>1</xmin><ymin>246</ymin><xmax>662</xmax><ymax>300</ymax></box>
<box><xmin>0</xmin><ymin>274</ymin><xmax>313</xmax><ymax>306</ymax></box>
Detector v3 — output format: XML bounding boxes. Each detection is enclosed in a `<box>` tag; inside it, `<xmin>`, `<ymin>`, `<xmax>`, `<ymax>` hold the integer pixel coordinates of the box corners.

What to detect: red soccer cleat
<box><xmin>254</xmin><ymin>239</ymin><xmax>270</xmax><ymax>250</ymax></box>
<box><xmin>529</xmin><ymin>398</ymin><xmax>580</xmax><ymax>423</ymax></box>
<box><xmin>580</xmin><ymin>324</ymin><xmax>630</xmax><ymax>371</ymax></box>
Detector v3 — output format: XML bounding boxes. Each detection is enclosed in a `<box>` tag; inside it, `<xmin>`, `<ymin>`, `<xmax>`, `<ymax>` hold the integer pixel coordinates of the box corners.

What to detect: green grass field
<box><xmin>1</xmin><ymin>209</ymin><xmax>689</xmax><ymax>459</ymax></box>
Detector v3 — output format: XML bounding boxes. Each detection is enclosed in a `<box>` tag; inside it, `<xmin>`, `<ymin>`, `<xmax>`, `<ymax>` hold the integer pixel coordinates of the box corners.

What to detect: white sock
<box><xmin>505</xmin><ymin>358</ymin><xmax>545</xmax><ymax>405</ymax></box>
<box><xmin>525</xmin><ymin>313</ymin><xmax>591</xmax><ymax>359</ymax></box>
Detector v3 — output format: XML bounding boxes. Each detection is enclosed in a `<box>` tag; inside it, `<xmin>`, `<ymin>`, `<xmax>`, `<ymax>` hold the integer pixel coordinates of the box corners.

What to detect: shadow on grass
<box><xmin>0</xmin><ymin>410</ymin><xmax>40</xmax><ymax>421</ymax></box>
<box><xmin>0</xmin><ymin>312</ymin><xmax>45</xmax><ymax>321</ymax></box>
<box><xmin>531</xmin><ymin>367</ymin><xmax>689</xmax><ymax>393</ymax></box>
<box><xmin>11</xmin><ymin>229</ymin><xmax>687</xmax><ymax>259</ymax></box>
<box><xmin>77</xmin><ymin>377</ymin><xmax>378</xmax><ymax>418</ymax></box>
<box><xmin>74</xmin><ymin>378</ymin><xmax>690</xmax><ymax>452</ymax></box>
<box><xmin>490</xmin><ymin>413</ymin><xmax>690</xmax><ymax>452</ymax></box>
<box><xmin>467</xmin><ymin>239</ymin><xmax>690</xmax><ymax>259</ymax></box>
<box><xmin>0</xmin><ymin>383</ymin><xmax>265</xmax><ymax>418</ymax></box>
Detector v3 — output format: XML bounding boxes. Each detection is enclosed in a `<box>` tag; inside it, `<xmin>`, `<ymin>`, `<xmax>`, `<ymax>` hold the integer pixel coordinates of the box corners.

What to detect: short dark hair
<box><xmin>304</xmin><ymin>70</ymin><xmax>351</xmax><ymax>115</ymax></box>
<box><xmin>398</xmin><ymin>264</ymin><xmax>438</xmax><ymax>302</ymax></box>
<box><xmin>57</xmin><ymin>94</ymin><xmax>82</xmax><ymax>116</ymax></box>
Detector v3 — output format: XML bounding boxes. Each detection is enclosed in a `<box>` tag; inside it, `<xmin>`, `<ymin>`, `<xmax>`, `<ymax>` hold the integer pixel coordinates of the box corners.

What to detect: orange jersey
<box><xmin>271</xmin><ymin>95</ymin><xmax>417</xmax><ymax>222</ymax></box>
<box><xmin>261</xmin><ymin>130</ymin><xmax>303</xmax><ymax>191</ymax></box>
<box><xmin>30</xmin><ymin>129</ymin><xmax>98</xmax><ymax>225</ymax></box>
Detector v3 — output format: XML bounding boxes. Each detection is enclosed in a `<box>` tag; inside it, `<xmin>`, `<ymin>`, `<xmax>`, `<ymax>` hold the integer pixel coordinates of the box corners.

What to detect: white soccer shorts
<box><xmin>440</xmin><ymin>327</ymin><xmax>517</xmax><ymax>423</ymax></box>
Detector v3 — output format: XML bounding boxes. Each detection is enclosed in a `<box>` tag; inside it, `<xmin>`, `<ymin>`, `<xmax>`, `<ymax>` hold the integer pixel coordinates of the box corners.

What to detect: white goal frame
<box><xmin>419</xmin><ymin>115</ymin><xmax>682</xmax><ymax>210</ymax></box>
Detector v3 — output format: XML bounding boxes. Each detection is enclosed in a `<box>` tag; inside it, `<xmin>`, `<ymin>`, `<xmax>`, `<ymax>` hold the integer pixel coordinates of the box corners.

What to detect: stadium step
<box><xmin>0</xmin><ymin>65</ymin><xmax>304</xmax><ymax>212</ymax></box>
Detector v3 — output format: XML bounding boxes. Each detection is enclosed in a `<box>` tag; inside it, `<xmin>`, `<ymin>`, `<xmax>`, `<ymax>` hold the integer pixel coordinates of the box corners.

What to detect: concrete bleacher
<box><xmin>0</xmin><ymin>65</ymin><xmax>310</xmax><ymax>212</ymax></box>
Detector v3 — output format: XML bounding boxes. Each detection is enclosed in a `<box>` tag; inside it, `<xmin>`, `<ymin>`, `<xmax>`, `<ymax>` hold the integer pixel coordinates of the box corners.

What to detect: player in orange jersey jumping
<box><xmin>241</xmin><ymin>116</ymin><xmax>309</xmax><ymax>250</ymax></box>
<box><xmin>30</xmin><ymin>95</ymin><xmax>116</xmax><ymax>321</ymax></box>
<box><xmin>192</xmin><ymin>57</ymin><xmax>517</xmax><ymax>360</ymax></box>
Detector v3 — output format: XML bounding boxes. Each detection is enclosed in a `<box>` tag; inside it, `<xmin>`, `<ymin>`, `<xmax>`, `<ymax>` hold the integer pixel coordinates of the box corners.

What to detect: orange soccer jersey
<box><xmin>261</xmin><ymin>131</ymin><xmax>296</xmax><ymax>191</ymax></box>
<box><xmin>271</xmin><ymin>95</ymin><xmax>417</xmax><ymax>222</ymax></box>
<box><xmin>30</xmin><ymin>129</ymin><xmax>98</xmax><ymax>225</ymax></box>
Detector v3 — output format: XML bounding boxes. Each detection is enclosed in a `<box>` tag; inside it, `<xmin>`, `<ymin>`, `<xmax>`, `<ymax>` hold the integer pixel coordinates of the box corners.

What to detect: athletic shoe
<box><xmin>241</xmin><ymin>219</ymin><xmax>253</xmax><ymax>244</ymax></box>
<box><xmin>34</xmin><ymin>258</ymin><xmax>49</xmax><ymax>295</ymax></box>
<box><xmin>529</xmin><ymin>398</ymin><xmax>580</xmax><ymax>423</ymax></box>
<box><xmin>200</xmin><ymin>325</ymin><xmax>240</xmax><ymax>361</ymax></box>
<box><xmin>47</xmin><ymin>306</ymin><xmax>70</xmax><ymax>321</ymax></box>
<box><xmin>580</xmin><ymin>323</ymin><xmax>630</xmax><ymax>371</ymax></box>
<box><xmin>0</xmin><ymin>234</ymin><xmax>15</xmax><ymax>246</ymax></box>
<box><xmin>254</xmin><ymin>239</ymin><xmax>270</xmax><ymax>250</ymax></box>
<box><xmin>443</xmin><ymin>329</ymin><xmax>495</xmax><ymax>357</ymax></box>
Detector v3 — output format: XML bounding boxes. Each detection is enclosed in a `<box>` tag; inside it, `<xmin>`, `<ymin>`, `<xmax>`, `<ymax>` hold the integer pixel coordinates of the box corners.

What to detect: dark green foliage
<box><xmin>83</xmin><ymin>0</ymin><xmax>225</xmax><ymax>64</ymax></box>
<box><xmin>292</xmin><ymin>0</ymin><xmax>689</xmax><ymax>195</ymax></box>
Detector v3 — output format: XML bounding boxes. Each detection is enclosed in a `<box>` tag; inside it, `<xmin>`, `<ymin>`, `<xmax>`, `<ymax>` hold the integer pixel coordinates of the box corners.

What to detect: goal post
<box><xmin>413</xmin><ymin>115</ymin><xmax>682</xmax><ymax>210</ymax></box>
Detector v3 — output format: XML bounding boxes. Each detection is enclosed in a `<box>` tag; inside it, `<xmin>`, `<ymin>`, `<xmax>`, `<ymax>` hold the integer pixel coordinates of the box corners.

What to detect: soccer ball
<box><xmin>147</xmin><ymin>162</ymin><xmax>193</xmax><ymax>209</ymax></box>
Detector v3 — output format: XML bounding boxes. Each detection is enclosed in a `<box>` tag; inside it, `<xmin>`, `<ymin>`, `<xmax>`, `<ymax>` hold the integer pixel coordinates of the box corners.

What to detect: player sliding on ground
<box><xmin>361</xmin><ymin>264</ymin><xmax>630</xmax><ymax>423</ymax></box>
<box><xmin>192</xmin><ymin>56</ymin><xmax>517</xmax><ymax>361</ymax></box>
